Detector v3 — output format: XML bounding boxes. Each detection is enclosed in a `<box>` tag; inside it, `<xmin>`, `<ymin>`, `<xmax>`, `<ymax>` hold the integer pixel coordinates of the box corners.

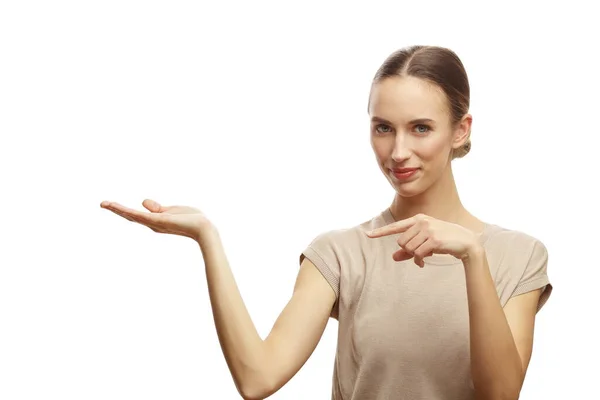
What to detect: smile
<box><xmin>390</xmin><ymin>168</ymin><xmax>419</xmax><ymax>180</ymax></box>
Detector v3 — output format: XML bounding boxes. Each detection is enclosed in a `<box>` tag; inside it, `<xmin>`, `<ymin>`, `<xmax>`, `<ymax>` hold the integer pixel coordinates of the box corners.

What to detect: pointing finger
<box><xmin>365</xmin><ymin>216</ymin><xmax>417</xmax><ymax>238</ymax></box>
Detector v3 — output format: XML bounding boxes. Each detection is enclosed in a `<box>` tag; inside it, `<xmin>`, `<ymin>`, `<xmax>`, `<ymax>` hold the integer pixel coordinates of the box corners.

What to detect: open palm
<box><xmin>100</xmin><ymin>199</ymin><xmax>211</xmax><ymax>241</ymax></box>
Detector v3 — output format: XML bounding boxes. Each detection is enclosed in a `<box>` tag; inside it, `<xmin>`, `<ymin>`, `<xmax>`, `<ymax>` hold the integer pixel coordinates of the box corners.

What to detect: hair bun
<box><xmin>453</xmin><ymin>139</ymin><xmax>471</xmax><ymax>159</ymax></box>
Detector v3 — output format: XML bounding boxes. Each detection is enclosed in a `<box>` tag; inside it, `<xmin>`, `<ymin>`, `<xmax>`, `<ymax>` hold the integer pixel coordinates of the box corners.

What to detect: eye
<box><xmin>374</xmin><ymin>124</ymin><xmax>393</xmax><ymax>134</ymax></box>
<box><xmin>414</xmin><ymin>124</ymin><xmax>431</xmax><ymax>134</ymax></box>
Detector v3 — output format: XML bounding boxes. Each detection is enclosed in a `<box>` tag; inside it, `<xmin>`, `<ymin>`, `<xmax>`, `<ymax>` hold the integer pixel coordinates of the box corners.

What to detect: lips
<box><xmin>390</xmin><ymin>167</ymin><xmax>420</xmax><ymax>181</ymax></box>
<box><xmin>392</xmin><ymin>168</ymin><xmax>419</xmax><ymax>173</ymax></box>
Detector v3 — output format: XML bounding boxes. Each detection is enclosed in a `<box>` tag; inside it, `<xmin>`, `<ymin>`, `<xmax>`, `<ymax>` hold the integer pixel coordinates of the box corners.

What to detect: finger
<box><xmin>414</xmin><ymin>257</ymin><xmax>425</xmax><ymax>268</ymax></box>
<box><xmin>113</xmin><ymin>203</ymin><xmax>156</xmax><ymax>221</ymax></box>
<box><xmin>392</xmin><ymin>248</ymin><xmax>413</xmax><ymax>262</ymax></box>
<box><xmin>396</xmin><ymin>222</ymin><xmax>421</xmax><ymax>248</ymax></box>
<box><xmin>103</xmin><ymin>201</ymin><xmax>163</xmax><ymax>219</ymax></box>
<box><xmin>402</xmin><ymin>229</ymin><xmax>428</xmax><ymax>255</ymax></box>
<box><xmin>366</xmin><ymin>216</ymin><xmax>417</xmax><ymax>238</ymax></box>
<box><xmin>103</xmin><ymin>201</ymin><xmax>140</xmax><ymax>216</ymax></box>
<box><xmin>104</xmin><ymin>205</ymin><xmax>138</xmax><ymax>223</ymax></box>
<box><xmin>414</xmin><ymin>239</ymin><xmax>436</xmax><ymax>268</ymax></box>
<box><xmin>101</xmin><ymin>202</ymin><xmax>175</xmax><ymax>237</ymax></box>
<box><xmin>142</xmin><ymin>199</ymin><xmax>164</xmax><ymax>213</ymax></box>
<box><xmin>103</xmin><ymin>202</ymin><xmax>163</xmax><ymax>227</ymax></box>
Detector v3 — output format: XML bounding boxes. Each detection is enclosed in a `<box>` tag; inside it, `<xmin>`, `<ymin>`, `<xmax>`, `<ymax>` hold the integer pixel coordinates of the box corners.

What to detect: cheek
<box><xmin>371</xmin><ymin>138</ymin><xmax>391</xmax><ymax>161</ymax></box>
<box><xmin>415</xmin><ymin>135</ymin><xmax>451</xmax><ymax>161</ymax></box>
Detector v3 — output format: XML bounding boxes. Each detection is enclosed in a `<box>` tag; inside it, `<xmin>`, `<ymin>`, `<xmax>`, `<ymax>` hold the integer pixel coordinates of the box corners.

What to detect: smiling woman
<box><xmin>101</xmin><ymin>45</ymin><xmax>552</xmax><ymax>400</ymax></box>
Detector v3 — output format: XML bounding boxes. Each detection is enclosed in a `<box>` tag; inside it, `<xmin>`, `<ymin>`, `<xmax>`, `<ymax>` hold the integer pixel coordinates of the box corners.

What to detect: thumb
<box><xmin>392</xmin><ymin>248</ymin><xmax>413</xmax><ymax>262</ymax></box>
<box><xmin>142</xmin><ymin>199</ymin><xmax>163</xmax><ymax>213</ymax></box>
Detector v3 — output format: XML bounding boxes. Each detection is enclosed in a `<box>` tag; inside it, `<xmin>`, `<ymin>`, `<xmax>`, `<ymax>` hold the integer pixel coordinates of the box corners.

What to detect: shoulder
<box><xmin>299</xmin><ymin>214</ymin><xmax>383</xmax><ymax>320</ymax></box>
<box><xmin>484</xmin><ymin>223</ymin><xmax>552</xmax><ymax>308</ymax></box>
<box><xmin>304</xmin><ymin>218</ymin><xmax>374</xmax><ymax>255</ymax></box>
<box><xmin>307</xmin><ymin>209</ymin><xmax>388</xmax><ymax>246</ymax></box>
<box><xmin>300</xmin><ymin>212</ymin><xmax>386</xmax><ymax>268</ymax></box>
<box><xmin>485</xmin><ymin>223</ymin><xmax>548</xmax><ymax>263</ymax></box>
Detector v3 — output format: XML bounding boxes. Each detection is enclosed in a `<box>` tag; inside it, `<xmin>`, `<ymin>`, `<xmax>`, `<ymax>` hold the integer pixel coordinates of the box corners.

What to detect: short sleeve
<box><xmin>299</xmin><ymin>231</ymin><xmax>343</xmax><ymax>319</ymax></box>
<box><xmin>510</xmin><ymin>239</ymin><xmax>553</xmax><ymax>312</ymax></box>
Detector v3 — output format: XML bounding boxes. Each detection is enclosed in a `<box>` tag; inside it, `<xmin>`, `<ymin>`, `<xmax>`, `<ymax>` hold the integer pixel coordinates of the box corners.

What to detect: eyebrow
<box><xmin>371</xmin><ymin>116</ymin><xmax>435</xmax><ymax>125</ymax></box>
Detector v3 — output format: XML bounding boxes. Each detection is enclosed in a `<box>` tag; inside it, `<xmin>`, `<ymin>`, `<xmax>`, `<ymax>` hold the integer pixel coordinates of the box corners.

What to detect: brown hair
<box><xmin>371</xmin><ymin>45</ymin><xmax>471</xmax><ymax>159</ymax></box>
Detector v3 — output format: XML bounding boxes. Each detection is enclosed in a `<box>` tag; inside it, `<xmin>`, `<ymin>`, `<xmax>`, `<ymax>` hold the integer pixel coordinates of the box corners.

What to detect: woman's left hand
<box><xmin>365</xmin><ymin>214</ymin><xmax>481</xmax><ymax>267</ymax></box>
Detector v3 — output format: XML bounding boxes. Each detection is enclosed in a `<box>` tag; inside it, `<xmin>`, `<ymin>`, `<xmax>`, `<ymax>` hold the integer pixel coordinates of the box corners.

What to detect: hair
<box><xmin>371</xmin><ymin>45</ymin><xmax>471</xmax><ymax>159</ymax></box>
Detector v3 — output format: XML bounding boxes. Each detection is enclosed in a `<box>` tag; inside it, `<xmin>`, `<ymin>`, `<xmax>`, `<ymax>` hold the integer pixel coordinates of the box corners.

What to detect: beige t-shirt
<box><xmin>300</xmin><ymin>208</ymin><xmax>552</xmax><ymax>400</ymax></box>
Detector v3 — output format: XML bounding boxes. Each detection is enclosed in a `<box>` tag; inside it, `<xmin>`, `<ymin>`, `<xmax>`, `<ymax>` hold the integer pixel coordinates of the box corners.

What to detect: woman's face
<box><xmin>368</xmin><ymin>76</ymin><xmax>470</xmax><ymax>197</ymax></box>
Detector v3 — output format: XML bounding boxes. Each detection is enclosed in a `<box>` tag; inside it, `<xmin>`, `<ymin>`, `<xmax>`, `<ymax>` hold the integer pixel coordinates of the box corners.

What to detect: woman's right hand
<box><xmin>101</xmin><ymin>198</ymin><xmax>336</xmax><ymax>399</ymax></box>
<box><xmin>100</xmin><ymin>199</ymin><xmax>214</xmax><ymax>242</ymax></box>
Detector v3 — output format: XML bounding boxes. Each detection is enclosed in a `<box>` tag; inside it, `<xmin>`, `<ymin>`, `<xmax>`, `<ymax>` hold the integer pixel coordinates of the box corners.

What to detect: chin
<box><xmin>388</xmin><ymin>179</ymin><xmax>424</xmax><ymax>198</ymax></box>
<box><xmin>394</xmin><ymin>186</ymin><xmax>424</xmax><ymax>198</ymax></box>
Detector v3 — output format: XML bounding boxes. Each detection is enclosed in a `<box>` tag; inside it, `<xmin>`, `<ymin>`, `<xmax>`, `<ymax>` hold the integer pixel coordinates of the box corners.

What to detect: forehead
<box><xmin>369</xmin><ymin>76</ymin><xmax>449</xmax><ymax>122</ymax></box>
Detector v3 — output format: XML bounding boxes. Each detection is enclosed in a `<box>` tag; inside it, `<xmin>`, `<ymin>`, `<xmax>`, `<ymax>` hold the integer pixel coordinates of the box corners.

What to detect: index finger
<box><xmin>365</xmin><ymin>216</ymin><xmax>416</xmax><ymax>238</ymax></box>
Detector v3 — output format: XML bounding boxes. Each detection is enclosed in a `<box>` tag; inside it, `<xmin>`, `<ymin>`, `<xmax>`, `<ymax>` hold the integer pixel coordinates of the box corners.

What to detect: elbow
<box><xmin>239</xmin><ymin>389</ymin><xmax>268</xmax><ymax>400</ymax></box>
<box><xmin>235</xmin><ymin>366</ymin><xmax>277</xmax><ymax>400</ymax></box>
<box><xmin>231</xmin><ymin>346</ymin><xmax>282</xmax><ymax>399</ymax></box>
<box><xmin>238</xmin><ymin>376</ymin><xmax>276</xmax><ymax>400</ymax></box>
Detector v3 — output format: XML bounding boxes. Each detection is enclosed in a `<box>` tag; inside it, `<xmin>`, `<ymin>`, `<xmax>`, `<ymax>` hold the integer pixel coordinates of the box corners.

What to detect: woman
<box><xmin>101</xmin><ymin>45</ymin><xmax>552</xmax><ymax>399</ymax></box>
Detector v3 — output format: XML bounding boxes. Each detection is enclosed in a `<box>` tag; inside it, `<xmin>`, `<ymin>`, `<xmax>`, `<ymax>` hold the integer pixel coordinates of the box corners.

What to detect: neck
<box><xmin>389</xmin><ymin>165</ymin><xmax>473</xmax><ymax>226</ymax></box>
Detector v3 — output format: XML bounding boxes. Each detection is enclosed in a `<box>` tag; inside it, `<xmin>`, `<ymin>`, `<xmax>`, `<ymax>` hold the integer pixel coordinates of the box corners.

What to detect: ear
<box><xmin>452</xmin><ymin>113</ymin><xmax>472</xmax><ymax>150</ymax></box>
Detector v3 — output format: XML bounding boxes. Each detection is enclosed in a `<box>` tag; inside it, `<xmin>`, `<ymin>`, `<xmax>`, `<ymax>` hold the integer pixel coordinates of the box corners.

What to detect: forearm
<box><xmin>463</xmin><ymin>247</ymin><xmax>523</xmax><ymax>400</ymax></box>
<box><xmin>196</xmin><ymin>227</ymin><xmax>267</xmax><ymax>396</ymax></box>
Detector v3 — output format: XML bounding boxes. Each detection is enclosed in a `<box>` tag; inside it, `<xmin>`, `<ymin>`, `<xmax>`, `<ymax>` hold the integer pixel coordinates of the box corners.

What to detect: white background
<box><xmin>1</xmin><ymin>1</ymin><xmax>598</xmax><ymax>399</ymax></box>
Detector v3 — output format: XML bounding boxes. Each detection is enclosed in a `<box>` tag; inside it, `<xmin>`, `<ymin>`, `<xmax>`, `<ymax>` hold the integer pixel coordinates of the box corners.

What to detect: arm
<box><xmin>364</xmin><ymin>213</ymin><xmax>548</xmax><ymax>399</ymax></box>
<box><xmin>463</xmin><ymin>247</ymin><xmax>543</xmax><ymax>400</ymax></box>
<box><xmin>197</xmin><ymin>226</ymin><xmax>336</xmax><ymax>400</ymax></box>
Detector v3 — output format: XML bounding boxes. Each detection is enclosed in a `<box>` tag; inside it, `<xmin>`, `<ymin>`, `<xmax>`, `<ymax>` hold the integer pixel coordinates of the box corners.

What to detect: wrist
<box><xmin>461</xmin><ymin>242</ymin><xmax>486</xmax><ymax>267</ymax></box>
<box><xmin>194</xmin><ymin>221</ymin><xmax>219</xmax><ymax>246</ymax></box>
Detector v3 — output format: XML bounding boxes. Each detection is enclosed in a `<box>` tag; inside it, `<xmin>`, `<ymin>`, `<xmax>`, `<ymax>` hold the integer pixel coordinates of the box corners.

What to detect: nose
<box><xmin>391</xmin><ymin>135</ymin><xmax>411</xmax><ymax>163</ymax></box>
